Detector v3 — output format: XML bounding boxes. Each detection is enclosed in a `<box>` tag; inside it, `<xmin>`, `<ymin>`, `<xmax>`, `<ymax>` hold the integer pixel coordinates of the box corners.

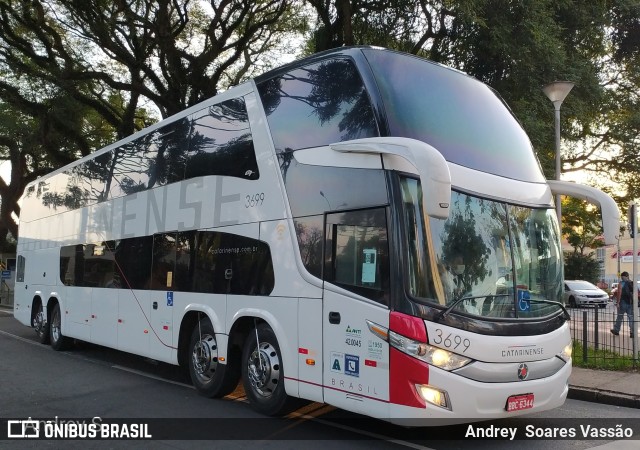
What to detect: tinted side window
<box><xmin>283</xmin><ymin>160</ymin><xmax>388</xmax><ymax>216</ymax></box>
<box><xmin>294</xmin><ymin>215</ymin><xmax>323</xmax><ymax>279</ymax></box>
<box><xmin>258</xmin><ymin>58</ymin><xmax>378</xmax><ymax>152</ymax></box>
<box><xmin>324</xmin><ymin>208</ymin><xmax>390</xmax><ymax>304</ymax></box>
<box><xmin>189</xmin><ymin>231</ymin><xmax>223</xmax><ymax>293</ymax></box>
<box><xmin>59</xmin><ymin>231</ymin><xmax>273</xmax><ymax>295</ymax></box>
<box><xmin>114</xmin><ymin>236</ymin><xmax>153</xmax><ymax>289</ymax></box>
<box><xmin>174</xmin><ymin>231</ymin><xmax>274</xmax><ymax>295</ymax></box>
<box><xmin>87</xmin><ymin>152</ymin><xmax>114</xmax><ymax>203</ymax></box>
<box><xmin>110</xmin><ymin>119</ymin><xmax>190</xmax><ymax>199</ymax></box>
<box><xmin>174</xmin><ymin>232</ymin><xmax>195</xmax><ymax>292</ymax></box>
<box><xmin>62</xmin><ymin>152</ymin><xmax>114</xmax><ymax>208</ymax></box>
<box><xmin>59</xmin><ymin>243</ymin><xmax>117</xmax><ymax>288</ymax></box>
<box><xmin>60</xmin><ymin>245</ymin><xmax>77</xmax><ymax>286</ymax></box>
<box><xmin>151</xmin><ymin>233</ymin><xmax>177</xmax><ymax>290</ymax></box>
<box><xmin>186</xmin><ymin>98</ymin><xmax>259</xmax><ymax>180</ymax></box>
<box><xmin>83</xmin><ymin>243</ymin><xmax>116</xmax><ymax>287</ymax></box>
<box><xmin>16</xmin><ymin>255</ymin><xmax>25</xmax><ymax>282</ymax></box>
<box><xmin>224</xmin><ymin>233</ymin><xmax>274</xmax><ymax>296</ymax></box>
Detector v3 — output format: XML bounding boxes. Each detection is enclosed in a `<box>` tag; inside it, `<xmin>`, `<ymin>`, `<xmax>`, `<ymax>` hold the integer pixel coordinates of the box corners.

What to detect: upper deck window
<box><xmin>21</xmin><ymin>97</ymin><xmax>257</xmax><ymax>221</ymax></box>
<box><xmin>363</xmin><ymin>49</ymin><xmax>545</xmax><ymax>183</ymax></box>
<box><xmin>185</xmin><ymin>98</ymin><xmax>259</xmax><ymax>180</ymax></box>
<box><xmin>257</xmin><ymin>58</ymin><xmax>378</xmax><ymax>152</ymax></box>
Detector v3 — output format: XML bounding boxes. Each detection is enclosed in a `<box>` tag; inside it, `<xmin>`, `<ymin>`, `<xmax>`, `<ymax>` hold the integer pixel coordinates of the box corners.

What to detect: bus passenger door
<box><xmin>322</xmin><ymin>209</ymin><xmax>391</xmax><ymax>418</ymax></box>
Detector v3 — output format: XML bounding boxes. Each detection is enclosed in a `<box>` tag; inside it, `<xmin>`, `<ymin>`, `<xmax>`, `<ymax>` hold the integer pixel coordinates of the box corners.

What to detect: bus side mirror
<box><xmin>331</xmin><ymin>137</ymin><xmax>451</xmax><ymax>219</ymax></box>
<box><xmin>547</xmin><ymin>180</ymin><xmax>621</xmax><ymax>245</ymax></box>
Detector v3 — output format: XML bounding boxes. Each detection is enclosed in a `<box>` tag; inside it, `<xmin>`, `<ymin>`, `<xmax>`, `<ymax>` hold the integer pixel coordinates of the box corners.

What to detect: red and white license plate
<box><xmin>506</xmin><ymin>393</ymin><xmax>534</xmax><ymax>412</ymax></box>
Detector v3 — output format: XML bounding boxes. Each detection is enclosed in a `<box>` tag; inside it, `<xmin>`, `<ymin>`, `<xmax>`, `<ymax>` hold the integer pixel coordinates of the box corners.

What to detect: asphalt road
<box><xmin>0</xmin><ymin>308</ymin><xmax>639</xmax><ymax>449</ymax></box>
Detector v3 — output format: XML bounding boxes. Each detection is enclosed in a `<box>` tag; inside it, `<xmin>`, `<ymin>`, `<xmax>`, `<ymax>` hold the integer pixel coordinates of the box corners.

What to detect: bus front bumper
<box><xmin>387</xmin><ymin>359</ymin><xmax>570</xmax><ymax>425</ymax></box>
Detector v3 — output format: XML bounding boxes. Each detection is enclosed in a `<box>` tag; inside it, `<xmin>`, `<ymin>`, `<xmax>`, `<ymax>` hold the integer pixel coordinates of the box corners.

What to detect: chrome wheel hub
<box><xmin>33</xmin><ymin>309</ymin><xmax>45</xmax><ymax>334</ymax></box>
<box><xmin>51</xmin><ymin>310</ymin><xmax>61</xmax><ymax>341</ymax></box>
<box><xmin>192</xmin><ymin>334</ymin><xmax>218</xmax><ymax>383</ymax></box>
<box><xmin>248</xmin><ymin>342</ymin><xmax>280</xmax><ymax>398</ymax></box>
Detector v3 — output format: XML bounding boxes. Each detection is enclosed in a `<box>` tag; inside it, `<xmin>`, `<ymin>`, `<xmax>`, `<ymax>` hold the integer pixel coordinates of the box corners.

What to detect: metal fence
<box><xmin>569</xmin><ymin>304</ymin><xmax>639</xmax><ymax>370</ymax></box>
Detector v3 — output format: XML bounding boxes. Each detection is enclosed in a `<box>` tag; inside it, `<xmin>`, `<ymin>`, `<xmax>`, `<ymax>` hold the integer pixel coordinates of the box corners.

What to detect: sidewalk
<box><xmin>569</xmin><ymin>366</ymin><xmax>640</xmax><ymax>409</ymax></box>
<box><xmin>0</xmin><ymin>304</ymin><xmax>638</xmax><ymax>409</ymax></box>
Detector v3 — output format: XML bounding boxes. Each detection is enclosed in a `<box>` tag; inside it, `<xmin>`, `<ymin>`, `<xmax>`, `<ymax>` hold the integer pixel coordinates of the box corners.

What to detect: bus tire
<box><xmin>49</xmin><ymin>303</ymin><xmax>71</xmax><ymax>351</ymax></box>
<box><xmin>33</xmin><ymin>301</ymin><xmax>50</xmax><ymax>345</ymax></box>
<box><xmin>242</xmin><ymin>323</ymin><xmax>295</xmax><ymax>416</ymax></box>
<box><xmin>188</xmin><ymin>318</ymin><xmax>239</xmax><ymax>398</ymax></box>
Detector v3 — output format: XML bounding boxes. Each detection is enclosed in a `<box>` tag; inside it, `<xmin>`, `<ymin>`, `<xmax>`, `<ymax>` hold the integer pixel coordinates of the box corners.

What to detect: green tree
<box><xmin>563</xmin><ymin>251</ymin><xmax>601</xmax><ymax>283</ymax></box>
<box><xmin>561</xmin><ymin>196</ymin><xmax>605</xmax><ymax>255</ymax></box>
<box><xmin>303</xmin><ymin>1</ymin><xmax>639</xmax><ymax>214</ymax></box>
<box><xmin>0</xmin><ymin>0</ymin><xmax>304</xmax><ymax>247</ymax></box>
<box><xmin>561</xmin><ymin>196</ymin><xmax>605</xmax><ymax>283</ymax></box>
<box><xmin>0</xmin><ymin>93</ymin><xmax>116</xmax><ymax>245</ymax></box>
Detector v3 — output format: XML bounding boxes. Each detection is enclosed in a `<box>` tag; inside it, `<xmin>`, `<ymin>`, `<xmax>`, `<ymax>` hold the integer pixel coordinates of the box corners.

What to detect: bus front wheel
<box><xmin>242</xmin><ymin>323</ymin><xmax>294</xmax><ymax>416</ymax></box>
<box><xmin>188</xmin><ymin>318</ymin><xmax>239</xmax><ymax>398</ymax></box>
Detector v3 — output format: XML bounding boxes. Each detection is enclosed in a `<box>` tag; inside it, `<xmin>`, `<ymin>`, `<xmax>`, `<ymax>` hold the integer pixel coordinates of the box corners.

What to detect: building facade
<box><xmin>600</xmin><ymin>236</ymin><xmax>640</xmax><ymax>286</ymax></box>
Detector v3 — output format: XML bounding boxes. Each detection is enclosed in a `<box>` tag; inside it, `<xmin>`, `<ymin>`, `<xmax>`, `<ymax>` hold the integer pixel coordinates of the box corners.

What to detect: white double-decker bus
<box><xmin>14</xmin><ymin>47</ymin><xmax>619</xmax><ymax>423</ymax></box>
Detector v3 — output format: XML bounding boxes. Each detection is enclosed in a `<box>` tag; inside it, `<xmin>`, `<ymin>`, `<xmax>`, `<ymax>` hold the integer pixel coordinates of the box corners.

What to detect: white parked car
<box><xmin>564</xmin><ymin>280</ymin><xmax>609</xmax><ymax>308</ymax></box>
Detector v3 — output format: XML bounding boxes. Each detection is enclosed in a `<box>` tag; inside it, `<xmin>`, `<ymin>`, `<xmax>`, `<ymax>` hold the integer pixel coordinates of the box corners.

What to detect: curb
<box><xmin>569</xmin><ymin>385</ymin><xmax>640</xmax><ymax>409</ymax></box>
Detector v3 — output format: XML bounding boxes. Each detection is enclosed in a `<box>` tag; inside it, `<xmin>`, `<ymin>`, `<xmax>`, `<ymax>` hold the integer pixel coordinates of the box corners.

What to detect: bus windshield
<box><xmin>363</xmin><ymin>48</ymin><xmax>545</xmax><ymax>183</ymax></box>
<box><xmin>400</xmin><ymin>177</ymin><xmax>563</xmax><ymax>319</ymax></box>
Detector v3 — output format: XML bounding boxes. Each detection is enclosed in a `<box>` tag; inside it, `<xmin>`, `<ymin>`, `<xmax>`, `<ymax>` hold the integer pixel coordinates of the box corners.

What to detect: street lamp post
<box><xmin>542</xmin><ymin>81</ymin><xmax>575</xmax><ymax>229</ymax></box>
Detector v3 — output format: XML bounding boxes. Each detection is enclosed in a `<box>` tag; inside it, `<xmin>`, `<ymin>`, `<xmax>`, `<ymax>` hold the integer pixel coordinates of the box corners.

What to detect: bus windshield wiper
<box><xmin>435</xmin><ymin>294</ymin><xmax>570</xmax><ymax>322</ymax></box>
<box><xmin>524</xmin><ymin>298</ymin><xmax>571</xmax><ymax>321</ymax></box>
<box><xmin>436</xmin><ymin>293</ymin><xmax>509</xmax><ymax>322</ymax></box>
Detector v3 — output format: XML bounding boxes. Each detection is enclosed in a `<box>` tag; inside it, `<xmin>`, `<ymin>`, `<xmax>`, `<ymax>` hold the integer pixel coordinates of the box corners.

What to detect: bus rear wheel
<box><xmin>49</xmin><ymin>303</ymin><xmax>70</xmax><ymax>351</ymax></box>
<box><xmin>242</xmin><ymin>323</ymin><xmax>294</xmax><ymax>416</ymax></box>
<box><xmin>188</xmin><ymin>318</ymin><xmax>239</xmax><ymax>398</ymax></box>
<box><xmin>33</xmin><ymin>301</ymin><xmax>50</xmax><ymax>344</ymax></box>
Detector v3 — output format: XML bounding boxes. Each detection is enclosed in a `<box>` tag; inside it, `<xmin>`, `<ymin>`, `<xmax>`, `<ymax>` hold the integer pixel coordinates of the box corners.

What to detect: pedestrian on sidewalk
<box><xmin>611</xmin><ymin>271</ymin><xmax>635</xmax><ymax>337</ymax></box>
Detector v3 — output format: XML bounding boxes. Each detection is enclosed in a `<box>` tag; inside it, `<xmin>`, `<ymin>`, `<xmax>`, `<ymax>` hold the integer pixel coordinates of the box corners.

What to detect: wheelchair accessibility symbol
<box><xmin>517</xmin><ymin>289</ymin><xmax>530</xmax><ymax>312</ymax></box>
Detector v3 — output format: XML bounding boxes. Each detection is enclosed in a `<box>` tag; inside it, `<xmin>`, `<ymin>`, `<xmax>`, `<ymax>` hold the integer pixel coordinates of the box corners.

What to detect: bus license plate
<box><xmin>506</xmin><ymin>393</ymin><xmax>534</xmax><ymax>412</ymax></box>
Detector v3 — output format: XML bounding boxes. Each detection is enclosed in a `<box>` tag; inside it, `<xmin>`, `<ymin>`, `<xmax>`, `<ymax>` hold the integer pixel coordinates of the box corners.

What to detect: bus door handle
<box><xmin>328</xmin><ymin>311</ymin><xmax>341</xmax><ymax>324</ymax></box>
<box><xmin>152</xmin><ymin>301</ymin><xmax>158</xmax><ymax>310</ymax></box>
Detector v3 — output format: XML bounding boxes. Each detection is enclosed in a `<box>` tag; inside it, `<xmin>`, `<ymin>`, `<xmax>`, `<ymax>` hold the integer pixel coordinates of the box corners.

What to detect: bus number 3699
<box><xmin>431</xmin><ymin>329</ymin><xmax>471</xmax><ymax>352</ymax></box>
<box><xmin>245</xmin><ymin>193</ymin><xmax>265</xmax><ymax>207</ymax></box>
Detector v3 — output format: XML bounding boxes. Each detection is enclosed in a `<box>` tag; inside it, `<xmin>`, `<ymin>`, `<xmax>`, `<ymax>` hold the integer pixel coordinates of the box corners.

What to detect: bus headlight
<box><xmin>558</xmin><ymin>342</ymin><xmax>572</xmax><ymax>362</ymax></box>
<box><xmin>415</xmin><ymin>384</ymin><xmax>451</xmax><ymax>410</ymax></box>
<box><xmin>389</xmin><ymin>330</ymin><xmax>472</xmax><ymax>370</ymax></box>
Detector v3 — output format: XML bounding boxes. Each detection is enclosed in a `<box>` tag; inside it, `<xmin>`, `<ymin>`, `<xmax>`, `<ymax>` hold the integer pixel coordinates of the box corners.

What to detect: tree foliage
<box><xmin>563</xmin><ymin>251</ymin><xmax>601</xmax><ymax>283</ymax></box>
<box><xmin>0</xmin><ymin>0</ymin><xmax>303</xmax><ymax>243</ymax></box>
<box><xmin>0</xmin><ymin>0</ymin><xmax>639</xmax><ymax>254</ymax></box>
<box><xmin>303</xmin><ymin>0</ymin><xmax>640</xmax><ymax>209</ymax></box>
<box><xmin>561</xmin><ymin>196</ymin><xmax>605</xmax><ymax>255</ymax></box>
